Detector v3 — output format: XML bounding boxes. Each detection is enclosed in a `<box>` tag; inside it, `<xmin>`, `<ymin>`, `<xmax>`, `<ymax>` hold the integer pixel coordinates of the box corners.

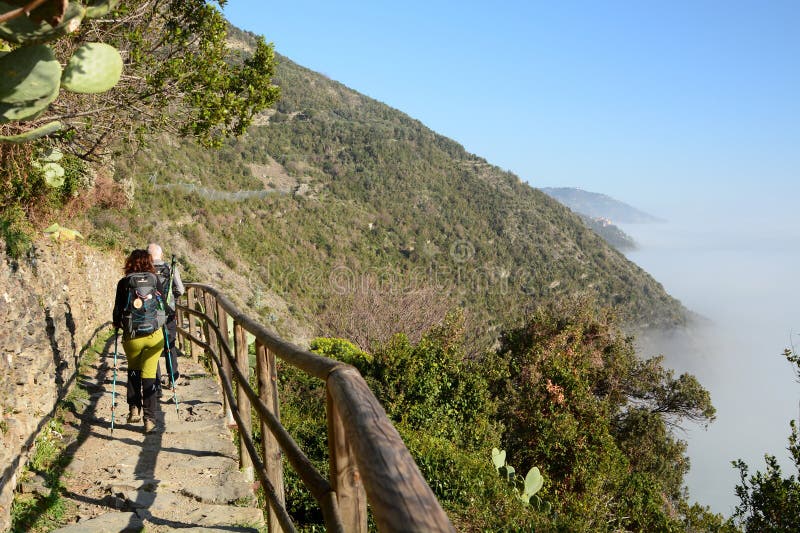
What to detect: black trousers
<box><xmin>126</xmin><ymin>370</ymin><xmax>158</xmax><ymax>422</ymax></box>
<box><xmin>156</xmin><ymin>316</ymin><xmax>180</xmax><ymax>385</ymax></box>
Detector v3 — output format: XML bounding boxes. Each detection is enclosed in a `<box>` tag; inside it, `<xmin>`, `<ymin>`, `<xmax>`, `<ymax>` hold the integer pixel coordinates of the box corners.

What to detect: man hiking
<box><xmin>148</xmin><ymin>243</ymin><xmax>184</xmax><ymax>391</ymax></box>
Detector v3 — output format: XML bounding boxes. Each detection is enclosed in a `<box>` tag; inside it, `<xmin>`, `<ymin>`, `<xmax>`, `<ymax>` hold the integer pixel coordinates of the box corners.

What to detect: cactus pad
<box><xmin>41</xmin><ymin>146</ymin><xmax>63</xmax><ymax>160</ymax></box>
<box><xmin>523</xmin><ymin>467</ymin><xmax>543</xmax><ymax>497</ymax></box>
<box><xmin>61</xmin><ymin>42</ymin><xmax>122</xmax><ymax>94</ymax></box>
<box><xmin>32</xmin><ymin>159</ymin><xmax>65</xmax><ymax>187</ymax></box>
<box><xmin>0</xmin><ymin>120</ymin><xmax>62</xmax><ymax>142</ymax></box>
<box><xmin>491</xmin><ymin>448</ymin><xmax>506</xmax><ymax>470</ymax></box>
<box><xmin>0</xmin><ymin>87</ymin><xmax>58</xmax><ymax>123</ymax></box>
<box><xmin>0</xmin><ymin>1</ymin><xmax>85</xmax><ymax>45</ymax></box>
<box><xmin>0</xmin><ymin>44</ymin><xmax>61</xmax><ymax>104</ymax></box>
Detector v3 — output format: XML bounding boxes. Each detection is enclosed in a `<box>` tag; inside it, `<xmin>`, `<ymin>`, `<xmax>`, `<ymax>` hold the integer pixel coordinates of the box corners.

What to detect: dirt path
<box><xmin>52</xmin><ymin>341</ymin><xmax>265</xmax><ymax>532</ymax></box>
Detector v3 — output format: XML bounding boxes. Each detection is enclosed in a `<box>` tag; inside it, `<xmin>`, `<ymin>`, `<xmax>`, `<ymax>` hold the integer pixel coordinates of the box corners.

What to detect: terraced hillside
<box><xmin>85</xmin><ymin>27</ymin><xmax>687</xmax><ymax>348</ymax></box>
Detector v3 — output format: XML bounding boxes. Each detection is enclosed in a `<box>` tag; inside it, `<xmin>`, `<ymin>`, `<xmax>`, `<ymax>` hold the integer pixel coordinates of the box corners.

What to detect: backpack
<box><xmin>154</xmin><ymin>262</ymin><xmax>176</xmax><ymax>312</ymax></box>
<box><xmin>122</xmin><ymin>272</ymin><xmax>166</xmax><ymax>338</ymax></box>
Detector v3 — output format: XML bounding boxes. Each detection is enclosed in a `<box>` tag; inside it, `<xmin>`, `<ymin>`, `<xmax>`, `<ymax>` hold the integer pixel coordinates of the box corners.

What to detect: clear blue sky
<box><xmin>223</xmin><ymin>1</ymin><xmax>799</xmax><ymax>224</ymax></box>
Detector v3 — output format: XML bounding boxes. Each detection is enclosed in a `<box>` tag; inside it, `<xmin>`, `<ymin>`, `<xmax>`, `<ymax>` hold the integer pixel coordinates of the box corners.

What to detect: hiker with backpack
<box><xmin>148</xmin><ymin>243</ymin><xmax>183</xmax><ymax>389</ymax></box>
<box><xmin>112</xmin><ymin>249</ymin><xmax>167</xmax><ymax>433</ymax></box>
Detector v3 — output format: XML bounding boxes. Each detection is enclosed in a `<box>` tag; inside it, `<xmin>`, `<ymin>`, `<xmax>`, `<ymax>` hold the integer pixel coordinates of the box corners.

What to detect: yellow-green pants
<box><xmin>123</xmin><ymin>329</ymin><xmax>164</xmax><ymax>379</ymax></box>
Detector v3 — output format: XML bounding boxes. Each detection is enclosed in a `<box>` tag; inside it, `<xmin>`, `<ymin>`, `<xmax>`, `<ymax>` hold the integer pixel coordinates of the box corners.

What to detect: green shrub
<box><xmin>0</xmin><ymin>204</ymin><xmax>33</xmax><ymax>256</ymax></box>
<box><xmin>488</xmin><ymin>296</ymin><xmax>715</xmax><ymax>531</ymax></box>
<box><xmin>309</xmin><ymin>337</ymin><xmax>371</xmax><ymax>367</ymax></box>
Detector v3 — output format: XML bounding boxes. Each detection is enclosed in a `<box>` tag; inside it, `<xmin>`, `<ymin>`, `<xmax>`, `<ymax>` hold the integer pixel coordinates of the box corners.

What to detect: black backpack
<box><xmin>154</xmin><ymin>262</ymin><xmax>176</xmax><ymax>313</ymax></box>
<box><xmin>122</xmin><ymin>272</ymin><xmax>166</xmax><ymax>338</ymax></box>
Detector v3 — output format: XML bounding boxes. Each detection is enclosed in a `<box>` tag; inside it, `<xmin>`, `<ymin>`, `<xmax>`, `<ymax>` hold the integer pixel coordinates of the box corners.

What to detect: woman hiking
<box><xmin>112</xmin><ymin>249</ymin><xmax>166</xmax><ymax>433</ymax></box>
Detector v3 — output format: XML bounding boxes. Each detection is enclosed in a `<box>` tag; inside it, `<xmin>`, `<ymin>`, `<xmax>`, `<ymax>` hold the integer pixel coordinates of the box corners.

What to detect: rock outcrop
<box><xmin>0</xmin><ymin>239</ymin><xmax>119</xmax><ymax>531</ymax></box>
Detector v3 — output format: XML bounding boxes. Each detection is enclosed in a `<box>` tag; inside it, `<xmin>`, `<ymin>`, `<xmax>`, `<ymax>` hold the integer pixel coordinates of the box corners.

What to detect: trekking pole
<box><xmin>111</xmin><ymin>328</ymin><xmax>119</xmax><ymax>433</ymax></box>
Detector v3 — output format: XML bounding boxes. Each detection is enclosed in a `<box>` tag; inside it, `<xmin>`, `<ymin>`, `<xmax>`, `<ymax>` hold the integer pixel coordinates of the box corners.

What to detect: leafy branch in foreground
<box><xmin>732</xmin><ymin>348</ymin><xmax>800</xmax><ymax>532</ymax></box>
<box><xmin>1</xmin><ymin>0</ymin><xmax>280</xmax><ymax>256</ymax></box>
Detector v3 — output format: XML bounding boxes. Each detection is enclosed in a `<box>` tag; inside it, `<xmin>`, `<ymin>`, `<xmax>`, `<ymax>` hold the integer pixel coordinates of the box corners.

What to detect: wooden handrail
<box><xmin>177</xmin><ymin>307</ymin><xmax>335</xmax><ymax>502</ymax></box>
<box><xmin>189</xmin><ymin>283</ymin><xmax>341</xmax><ymax>379</ymax></box>
<box><xmin>177</xmin><ymin>283</ymin><xmax>456</xmax><ymax>533</ymax></box>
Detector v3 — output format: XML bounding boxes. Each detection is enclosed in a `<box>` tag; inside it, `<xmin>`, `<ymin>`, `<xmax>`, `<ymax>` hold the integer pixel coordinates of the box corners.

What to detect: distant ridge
<box><xmin>541</xmin><ymin>187</ymin><xmax>664</xmax><ymax>224</ymax></box>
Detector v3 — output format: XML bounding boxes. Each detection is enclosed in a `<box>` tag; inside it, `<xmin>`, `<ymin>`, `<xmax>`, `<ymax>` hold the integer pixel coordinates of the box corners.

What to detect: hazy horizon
<box><xmin>622</xmin><ymin>218</ymin><xmax>799</xmax><ymax>515</ymax></box>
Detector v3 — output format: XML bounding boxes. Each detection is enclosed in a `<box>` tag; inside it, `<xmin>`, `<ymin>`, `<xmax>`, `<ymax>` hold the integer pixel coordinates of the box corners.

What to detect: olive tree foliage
<box><xmin>63</xmin><ymin>0</ymin><xmax>279</xmax><ymax>154</ymax></box>
<box><xmin>0</xmin><ymin>0</ymin><xmax>280</xmax><ymax>156</ymax></box>
<box><xmin>732</xmin><ymin>348</ymin><xmax>800</xmax><ymax>532</ymax></box>
<box><xmin>0</xmin><ymin>0</ymin><xmax>278</xmax><ymax>256</ymax></box>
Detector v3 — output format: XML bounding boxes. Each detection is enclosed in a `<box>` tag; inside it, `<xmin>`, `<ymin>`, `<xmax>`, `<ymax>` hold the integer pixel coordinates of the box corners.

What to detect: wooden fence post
<box><xmin>327</xmin><ymin>391</ymin><xmax>367</xmax><ymax>533</ymax></box>
<box><xmin>216</xmin><ymin>301</ymin><xmax>235</xmax><ymax>426</ymax></box>
<box><xmin>234</xmin><ymin>322</ymin><xmax>254</xmax><ymax>482</ymax></box>
<box><xmin>185</xmin><ymin>288</ymin><xmax>196</xmax><ymax>362</ymax></box>
<box><xmin>256</xmin><ymin>341</ymin><xmax>285</xmax><ymax>532</ymax></box>
<box><xmin>201</xmin><ymin>291</ymin><xmax>219</xmax><ymax>377</ymax></box>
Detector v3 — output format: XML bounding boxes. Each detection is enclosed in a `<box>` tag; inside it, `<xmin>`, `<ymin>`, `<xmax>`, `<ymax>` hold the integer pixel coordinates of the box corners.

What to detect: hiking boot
<box><xmin>127</xmin><ymin>406</ymin><xmax>142</xmax><ymax>423</ymax></box>
<box><xmin>144</xmin><ymin>419</ymin><xmax>156</xmax><ymax>433</ymax></box>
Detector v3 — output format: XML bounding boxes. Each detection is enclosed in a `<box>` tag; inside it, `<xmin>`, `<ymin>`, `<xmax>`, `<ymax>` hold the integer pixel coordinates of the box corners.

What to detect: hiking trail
<box><xmin>51</xmin><ymin>336</ymin><xmax>264</xmax><ymax>532</ymax></box>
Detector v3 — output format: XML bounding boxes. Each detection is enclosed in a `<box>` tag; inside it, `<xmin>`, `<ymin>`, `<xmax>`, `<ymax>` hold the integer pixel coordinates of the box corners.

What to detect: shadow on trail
<box><xmin>11</xmin><ymin>322</ymin><xmax>254</xmax><ymax>532</ymax></box>
<box><xmin>9</xmin><ymin>326</ymin><xmax>220</xmax><ymax>531</ymax></box>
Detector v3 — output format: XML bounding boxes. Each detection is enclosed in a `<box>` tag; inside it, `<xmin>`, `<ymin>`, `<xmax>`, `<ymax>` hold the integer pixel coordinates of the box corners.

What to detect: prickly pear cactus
<box><xmin>491</xmin><ymin>448</ymin><xmax>507</xmax><ymax>471</ymax></box>
<box><xmin>40</xmin><ymin>146</ymin><xmax>63</xmax><ymax>161</ymax></box>
<box><xmin>0</xmin><ymin>120</ymin><xmax>62</xmax><ymax>142</ymax></box>
<box><xmin>0</xmin><ymin>44</ymin><xmax>61</xmax><ymax>103</ymax></box>
<box><xmin>0</xmin><ymin>1</ymin><xmax>123</xmax><ymax>142</ymax></box>
<box><xmin>61</xmin><ymin>42</ymin><xmax>123</xmax><ymax>94</ymax></box>
<box><xmin>32</xmin><ymin>159</ymin><xmax>65</xmax><ymax>187</ymax></box>
<box><xmin>0</xmin><ymin>90</ymin><xmax>58</xmax><ymax>123</ymax></box>
<box><xmin>523</xmin><ymin>467</ymin><xmax>544</xmax><ymax>498</ymax></box>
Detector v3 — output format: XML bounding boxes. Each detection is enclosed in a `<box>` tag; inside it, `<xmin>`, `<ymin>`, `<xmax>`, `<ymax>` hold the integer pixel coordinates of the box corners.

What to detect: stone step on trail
<box><xmin>54</xmin><ymin>348</ymin><xmax>265</xmax><ymax>532</ymax></box>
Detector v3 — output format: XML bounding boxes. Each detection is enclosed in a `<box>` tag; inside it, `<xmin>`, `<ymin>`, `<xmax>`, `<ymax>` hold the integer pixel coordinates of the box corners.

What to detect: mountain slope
<box><xmin>579</xmin><ymin>214</ymin><xmax>637</xmax><ymax>251</ymax></box>
<box><xmin>542</xmin><ymin>187</ymin><xmax>663</xmax><ymax>224</ymax></box>
<box><xmin>88</xmin><ymin>28</ymin><xmax>687</xmax><ymax>348</ymax></box>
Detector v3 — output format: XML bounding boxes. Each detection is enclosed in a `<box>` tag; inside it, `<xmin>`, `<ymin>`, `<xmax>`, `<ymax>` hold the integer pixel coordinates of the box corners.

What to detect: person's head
<box><xmin>147</xmin><ymin>243</ymin><xmax>163</xmax><ymax>262</ymax></box>
<box><xmin>124</xmin><ymin>249</ymin><xmax>155</xmax><ymax>275</ymax></box>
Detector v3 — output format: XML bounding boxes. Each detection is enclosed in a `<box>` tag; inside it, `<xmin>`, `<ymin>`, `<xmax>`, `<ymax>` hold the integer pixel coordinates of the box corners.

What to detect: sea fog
<box><xmin>620</xmin><ymin>217</ymin><xmax>800</xmax><ymax>516</ymax></box>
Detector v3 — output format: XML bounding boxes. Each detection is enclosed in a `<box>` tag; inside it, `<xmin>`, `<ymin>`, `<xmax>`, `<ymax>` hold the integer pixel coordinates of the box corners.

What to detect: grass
<box><xmin>10</xmin><ymin>418</ymin><xmax>74</xmax><ymax>532</ymax></box>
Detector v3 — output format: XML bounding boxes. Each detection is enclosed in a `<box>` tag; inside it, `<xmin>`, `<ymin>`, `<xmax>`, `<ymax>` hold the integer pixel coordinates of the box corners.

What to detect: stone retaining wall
<box><xmin>0</xmin><ymin>240</ymin><xmax>119</xmax><ymax>531</ymax></box>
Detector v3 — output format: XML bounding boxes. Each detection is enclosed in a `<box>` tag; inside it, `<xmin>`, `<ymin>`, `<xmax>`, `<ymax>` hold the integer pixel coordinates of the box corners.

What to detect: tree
<box><xmin>1</xmin><ymin>0</ymin><xmax>280</xmax><ymax>254</ymax></box>
<box><xmin>732</xmin><ymin>349</ymin><xmax>800</xmax><ymax>532</ymax></box>
<box><xmin>1</xmin><ymin>0</ymin><xmax>279</xmax><ymax>152</ymax></box>
<box><xmin>318</xmin><ymin>273</ymin><xmax>457</xmax><ymax>351</ymax></box>
<box><xmin>487</xmin><ymin>295</ymin><xmax>717</xmax><ymax>531</ymax></box>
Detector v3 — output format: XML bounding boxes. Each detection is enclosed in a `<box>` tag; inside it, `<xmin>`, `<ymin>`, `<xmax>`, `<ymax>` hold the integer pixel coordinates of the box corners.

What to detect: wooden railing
<box><xmin>175</xmin><ymin>283</ymin><xmax>455</xmax><ymax>533</ymax></box>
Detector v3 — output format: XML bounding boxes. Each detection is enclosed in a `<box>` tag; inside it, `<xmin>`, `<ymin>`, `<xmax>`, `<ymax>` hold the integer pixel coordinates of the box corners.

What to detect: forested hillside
<box><xmin>86</xmin><ymin>27</ymin><xmax>687</xmax><ymax>350</ymax></box>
